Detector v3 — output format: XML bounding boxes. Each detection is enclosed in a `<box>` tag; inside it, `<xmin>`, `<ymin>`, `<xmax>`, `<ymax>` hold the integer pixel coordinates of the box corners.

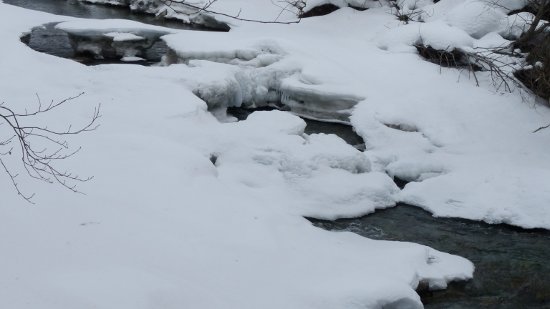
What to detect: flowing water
<box><xmin>310</xmin><ymin>205</ymin><xmax>550</xmax><ymax>308</ymax></box>
<box><xmin>7</xmin><ymin>1</ymin><xmax>550</xmax><ymax>308</ymax></box>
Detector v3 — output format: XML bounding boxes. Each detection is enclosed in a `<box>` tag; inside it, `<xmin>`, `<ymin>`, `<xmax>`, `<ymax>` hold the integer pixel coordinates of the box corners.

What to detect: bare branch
<box><xmin>0</xmin><ymin>93</ymin><xmax>100</xmax><ymax>203</ymax></box>
<box><xmin>158</xmin><ymin>0</ymin><xmax>304</xmax><ymax>24</ymax></box>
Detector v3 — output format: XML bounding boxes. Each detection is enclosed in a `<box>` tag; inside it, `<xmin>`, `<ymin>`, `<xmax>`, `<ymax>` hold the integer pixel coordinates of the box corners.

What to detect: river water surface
<box><xmin>4</xmin><ymin>0</ymin><xmax>195</xmax><ymax>29</ymax></box>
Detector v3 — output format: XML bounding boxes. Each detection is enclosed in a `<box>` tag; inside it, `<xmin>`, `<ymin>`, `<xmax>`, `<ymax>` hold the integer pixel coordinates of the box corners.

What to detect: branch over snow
<box><xmin>0</xmin><ymin>93</ymin><xmax>100</xmax><ymax>203</ymax></box>
<box><xmin>158</xmin><ymin>0</ymin><xmax>304</xmax><ymax>24</ymax></box>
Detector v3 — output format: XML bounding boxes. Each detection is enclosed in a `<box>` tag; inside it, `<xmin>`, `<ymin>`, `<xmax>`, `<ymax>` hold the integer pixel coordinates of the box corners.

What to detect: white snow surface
<box><xmin>153</xmin><ymin>2</ymin><xmax>550</xmax><ymax>229</ymax></box>
<box><xmin>194</xmin><ymin>1</ymin><xmax>544</xmax><ymax>227</ymax></box>
<box><xmin>57</xmin><ymin>18</ymin><xmax>172</xmax><ymax>35</ymax></box>
<box><xmin>104</xmin><ymin>32</ymin><xmax>145</xmax><ymax>41</ymax></box>
<box><xmin>0</xmin><ymin>3</ymin><xmax>481</xmax><ymax>309</ymax></box>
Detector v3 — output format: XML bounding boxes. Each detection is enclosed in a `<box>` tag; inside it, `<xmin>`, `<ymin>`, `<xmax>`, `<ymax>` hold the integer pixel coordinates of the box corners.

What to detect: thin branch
<box><xmin>159</xmin><ymin>0</ymin><xmax>303</xmax><ymax>24</ymax></box>
<box><xmin>533</xmin><ymin>123</ymin><xmax>550</xmax><ymax>133</ymax></box>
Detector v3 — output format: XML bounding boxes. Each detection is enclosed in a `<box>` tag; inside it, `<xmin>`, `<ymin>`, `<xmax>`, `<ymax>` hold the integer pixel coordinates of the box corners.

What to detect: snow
<box><xmin>378</xmin><ymin>20</ymin><xmax>474</xmax><ymax>52</ymax></box>
<box><xmin>444</xmin><ymin>0</ymin><xmax>508</xmax><ymax>39</ymax></box>
<box><xmin>57</xmin><ymin>18</ymin><xmax>172</xmax><ymax>35</ymax></box>
<box><xmin>474</xmin><ymin>32</ymin><xmax>511</xmax><ymax>49</ymax></box>
<box><xmin>2</xmin><ymin>0</ymin><xmax>550</xmax><ymax>307</ymax></box>
<box><xmin>162</xmin><ymin>31</ymin><xmax>285</xmax><ymax>66</ymax></box>
<box><xmin>0</xmin><ymin>2</ymin><xmax>479</xmax><ymax>309</ymax></box>
<box><xmin>104</xmin><ymin>32</ymin><xmax>145</xmax><ymax>41</ymax></box>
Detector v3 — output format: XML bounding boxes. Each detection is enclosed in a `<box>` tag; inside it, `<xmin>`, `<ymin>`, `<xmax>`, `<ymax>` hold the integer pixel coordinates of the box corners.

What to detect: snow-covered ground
<box><xmin>0</xmin><ymin>0</ymin><xmax>549</xmax><ymax>308</ymax></box>
<box><xmin>94</xmin><ymin>0</ymin><xmax>550</xmax><ymax>228</ymax></box>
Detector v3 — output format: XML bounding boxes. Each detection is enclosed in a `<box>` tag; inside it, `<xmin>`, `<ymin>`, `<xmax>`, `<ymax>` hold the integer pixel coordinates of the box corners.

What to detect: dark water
<box><xmin>4</xmin><ymin>0</ymin><xmax>195</xmax><ymax>29</ymax></box>
<box><xmin>310</xmin><ymin>204</ymin><xmax>550</xmax><ymax>308</ymax></box>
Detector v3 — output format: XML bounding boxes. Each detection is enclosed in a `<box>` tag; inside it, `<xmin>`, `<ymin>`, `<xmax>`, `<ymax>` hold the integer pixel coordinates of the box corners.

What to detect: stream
<box><xmin>7</xmin><ymin>1</ymin><xmax>550</xmax><ymax>308</ymax></box>
<box><xmin>310</xmin><ymin>205</ymin><xmax>550</xmax><ymax>308</ymax></box>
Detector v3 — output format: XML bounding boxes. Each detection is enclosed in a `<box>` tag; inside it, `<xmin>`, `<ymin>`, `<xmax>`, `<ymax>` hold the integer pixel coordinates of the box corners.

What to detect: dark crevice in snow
<box><xmin>391</xmin><ymin>176</ymin><xmax>409</xmax><ymax>189</ymax></box>
<box><xmin>299</xmin><ymin>4</ymin><xmax>340</xmax><ymax>18</ymax></box>
<box><xmin>383</xmin><ymin>122</ymin><xmax>419</xmax><ymax>133</ymax></box>
<box><xmin>307</xmin><ymin>204</ymin><xmax>550</xmax><ymax>308</ymax></box>
<box><xmin>415</xmin><ymin>44</ymin><xmax>482</xmax><ymax>71</ymax></box>
<box><xmin>209</xmin><ymin>153</ymin><xmax>218</xmax><ymax>166</ymax></box>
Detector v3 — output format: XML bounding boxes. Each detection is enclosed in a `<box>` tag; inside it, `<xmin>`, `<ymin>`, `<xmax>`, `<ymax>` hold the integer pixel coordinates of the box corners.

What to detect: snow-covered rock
<box><xmin>444</xmin><ymin>0</ymin><xmax>508</xmax><ymax>39</ymax></box>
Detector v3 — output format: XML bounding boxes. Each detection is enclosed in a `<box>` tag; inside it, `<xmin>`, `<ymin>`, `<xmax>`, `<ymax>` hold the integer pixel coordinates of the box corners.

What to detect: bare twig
<box><xmin>533</xmin><ymin>123</ymin><xmax>550</xmax><ymax>133</ymax></box>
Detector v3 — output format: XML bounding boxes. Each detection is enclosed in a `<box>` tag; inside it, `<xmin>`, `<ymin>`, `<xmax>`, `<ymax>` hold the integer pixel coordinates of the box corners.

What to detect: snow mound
<box><xmin>56</xmin><ymin>18</ymin><xmax>172</xmax><ymax>35</ymax></box>
<box><xmin>444</xmin><ymin>0</ymin><xmax>508</xmax><ymax>39</ymax></box>
<box><xmin>378</xmin><ymin>20</ymin><xmax>474</xmax><ymax>52</ymax></box>
<box><xmin>163</xmin><ymin>32</ymin><xmax>284</xmax><ymax>67</ymax></box>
